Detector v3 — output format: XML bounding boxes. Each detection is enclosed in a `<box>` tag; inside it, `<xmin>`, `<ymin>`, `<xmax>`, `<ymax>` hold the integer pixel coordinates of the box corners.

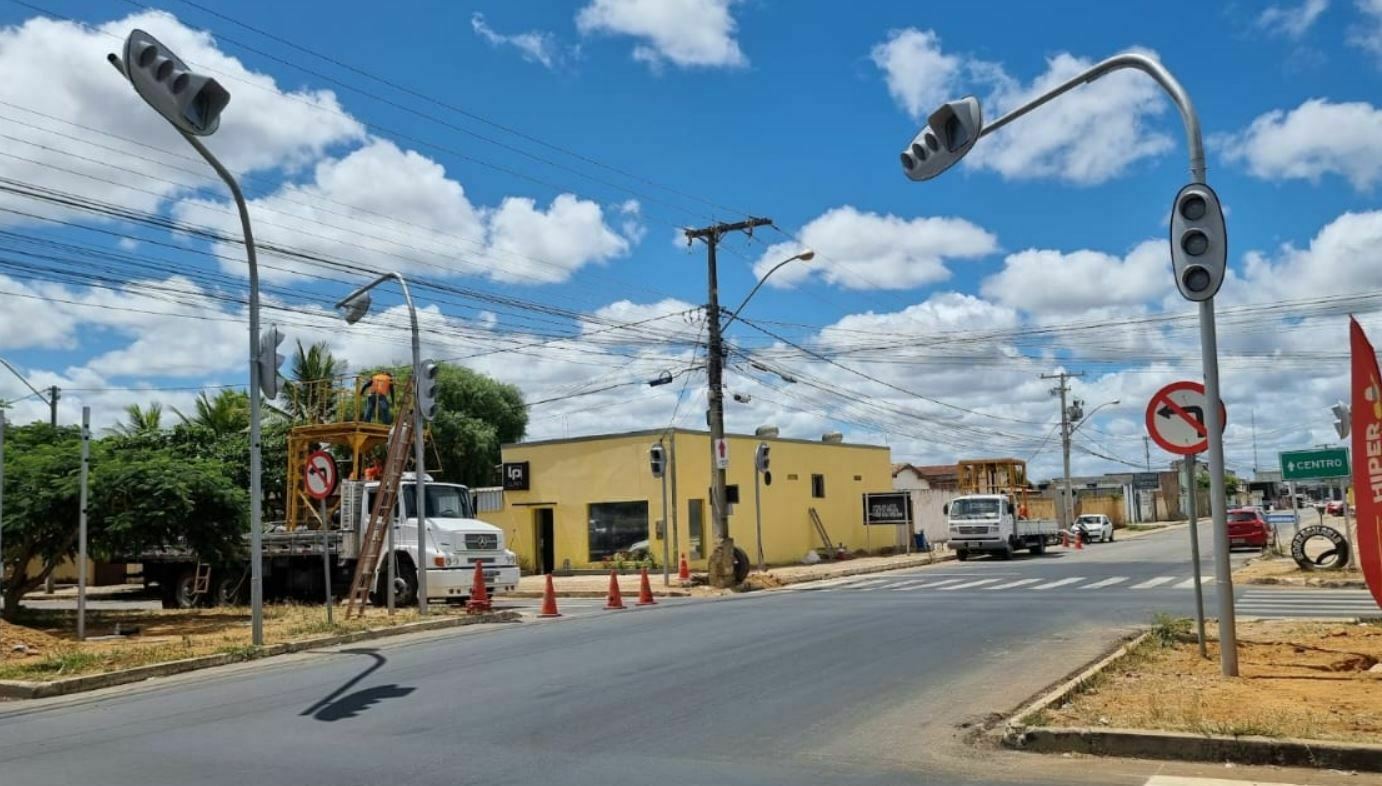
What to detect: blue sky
<box><xmin>1</xmin><ymin>0</ymin><xmax>1380</xmax><ymax>482</ymax></box>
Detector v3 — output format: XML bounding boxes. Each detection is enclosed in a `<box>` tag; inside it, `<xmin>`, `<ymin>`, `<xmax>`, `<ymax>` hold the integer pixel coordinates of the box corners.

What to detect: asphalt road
<box><xmin>0</xmin><ymin>527</ymin><xmax>1367</xmax><ymax>786</ymax></box>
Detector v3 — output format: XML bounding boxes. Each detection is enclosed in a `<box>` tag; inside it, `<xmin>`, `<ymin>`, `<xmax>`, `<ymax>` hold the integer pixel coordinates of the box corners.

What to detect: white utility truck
<box><xmin>137</xmin><ymin>473</ymin><xmax>520</xmax><ymax>608</ymax></box>
<box><xmin>945</xmin><ymin>459</ymin><xmax>1060</xmax><ymax>561</ymax></box>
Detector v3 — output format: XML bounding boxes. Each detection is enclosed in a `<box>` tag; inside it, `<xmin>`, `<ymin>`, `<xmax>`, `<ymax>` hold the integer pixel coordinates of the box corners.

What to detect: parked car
<box><xmin>1071</xmin><ymin>514</ymin><xmax>1115</xmax><ymax>543</ymax></box>
<box><xmin>1325</xmin><ymin>500</ymin><xmax>1346</xmax><ymax>516</ymax></box>
<box><xmin>1227</xmin><ymin>507</ymin><xmax>1271</xmax><ymax>549</ymax></box>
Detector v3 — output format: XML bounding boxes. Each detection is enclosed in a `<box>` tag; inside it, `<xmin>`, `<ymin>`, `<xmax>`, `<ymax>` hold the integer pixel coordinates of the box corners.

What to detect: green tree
<box><xmin>109</xmin><ymin>402</ymin><xmax>165</xmax><ymax>436</ymax></box>
<box><xmin>1</xmin><ymin>421</ymin><xmax>248</xmax><ymax>620</ymax></box>
<box><xmin>174</xmin><ymin>389</ymin><xmax>249</xmax><ymax>436</ymax></box>
<box><xmin>284</xmin><ymin>340</ymin><xmax>347</xmax><ymax>423</ymax></box>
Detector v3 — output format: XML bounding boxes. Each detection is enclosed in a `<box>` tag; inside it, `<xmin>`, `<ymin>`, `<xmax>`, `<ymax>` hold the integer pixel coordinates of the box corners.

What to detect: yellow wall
<box><xmin>487</xmin><ymin>429</ymin><xmax>894</xmax><ymax>572</ymax></box>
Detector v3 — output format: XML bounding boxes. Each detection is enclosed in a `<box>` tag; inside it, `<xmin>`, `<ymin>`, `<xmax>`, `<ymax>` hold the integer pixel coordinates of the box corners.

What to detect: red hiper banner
<box><xmin>1349</xmin><ymin>317</ymin><xmax>1382</xmax><ymax>610</ymax></box>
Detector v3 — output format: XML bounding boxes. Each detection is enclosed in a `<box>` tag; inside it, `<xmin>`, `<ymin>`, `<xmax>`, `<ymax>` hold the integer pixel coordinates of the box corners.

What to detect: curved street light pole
<box><xmin>336</xmin><ymin>272</ymin><xmax>429</xmax><ymax>615</ymax></box>
<box><xmin>722</xmin><ymin>249</ymin><xmax>815</xmax><ymax>331</ymax></box>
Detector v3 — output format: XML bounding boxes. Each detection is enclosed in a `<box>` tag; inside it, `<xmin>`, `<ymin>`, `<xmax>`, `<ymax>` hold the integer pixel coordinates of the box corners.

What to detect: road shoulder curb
<box><xmin>998</xmin><ymin>628</ymin><xmax>1382</xmax><ymax>772</ymax></box>
<box><xmin>0</xmin><ymin>611</ymin><xmax>519</xmax><ymax>700</ymax></box>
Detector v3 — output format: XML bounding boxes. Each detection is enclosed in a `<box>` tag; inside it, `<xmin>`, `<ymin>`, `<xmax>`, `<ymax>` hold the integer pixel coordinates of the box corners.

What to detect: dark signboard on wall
<box><xmin>863</xmin><ymin>492</ymin><xmax>912</xmax><ymax>526</ymax></box>
<box><xmin>502</xmin><ymin>461</ymin><xmax>530</xmax><ymax>491</ymax></box>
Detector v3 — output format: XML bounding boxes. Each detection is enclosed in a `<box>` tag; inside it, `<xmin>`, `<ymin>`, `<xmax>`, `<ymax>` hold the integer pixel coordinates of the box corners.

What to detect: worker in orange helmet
<box><xmin>361</xmin><ymin>370</ymin><xmax>394</xmax><ymax>424</ymax></box>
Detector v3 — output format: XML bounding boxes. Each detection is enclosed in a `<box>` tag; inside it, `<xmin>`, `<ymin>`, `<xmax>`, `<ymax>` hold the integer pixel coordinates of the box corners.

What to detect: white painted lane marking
<box><xmin>938</xmin><ymin>578</ymin><xmax>1002</xmax><ymax>591</ymax></box>
<box><xmin>1130</xmin><ymin>576</ymin><xmax>1177</xmax><ymax>589</ymax></box>
<box><xmin>1080</xmin><ymin>577</ymin><xmax>1128</xmax><ymax>589</ymax></box>
<box><xmin>985</xmin><ymin>578</ymin><xmax>1041</xmax><ymax>590</ymax></box>
<box><xmin>1145</xmin><ymin>775</ymin><xmax>1316</xmax><ymax>786</ymax></box>
<box><xmin>1033</xmin><ymin>577</ymin><xmax>1084</xmax><ymax>590</ymax></box>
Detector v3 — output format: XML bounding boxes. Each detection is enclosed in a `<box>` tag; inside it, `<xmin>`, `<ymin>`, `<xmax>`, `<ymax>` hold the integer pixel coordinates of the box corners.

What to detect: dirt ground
<box><xmin>0</xmin><ymin>604</ymin><xmax>488</xmax><ymax>682</ymax></box>
<box><xmin>1043</xmin><ymin>620</ymin><xmax>1382</xmax><ymax>743</ymax></box>
<box><xmin>1234</xmin><ymin>551</ymin><xmax>1364</xmax><ymax>586</ymax></box>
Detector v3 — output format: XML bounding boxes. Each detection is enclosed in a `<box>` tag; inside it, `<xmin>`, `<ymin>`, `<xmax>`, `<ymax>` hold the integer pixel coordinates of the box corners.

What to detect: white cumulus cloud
<box><xmin>751</xmin><ymin>206</ymin><xmax>998</xmax><ymax>291</ymax></box>
<box><xmin>981</xmin><ymin>240</ymin><xmax>1174</xmax><ymax>315</ymax></box>
<box><xmin>870</xmin><ymin>29</ymin><xmax>1173</xmax><ymax>186</ymax></box>
<box><xmin>471</xmin><ymin>12</ymin><xmax>564</xmax><ymax>69</ymax></box>
<box><xmin>1219</xmin><ymin>98</ymin><xmax>1382</xmax><ymax>190</ymax></box>
<box><xmin>576</xmin><ymin>0</ymin><xmax>747</xmax><ymax>69</ymax></box>
<box><xmin>1257</xmin><ymin>0</ymin><xmax>1330</xmax><ymax>38</ymax></box>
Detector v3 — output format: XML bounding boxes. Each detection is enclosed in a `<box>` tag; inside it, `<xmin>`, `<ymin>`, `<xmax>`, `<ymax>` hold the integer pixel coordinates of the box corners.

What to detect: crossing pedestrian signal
<box><xmin>755</xmin><ymin>442</ymin><xmax>770</xmax><ymax>474</ymax></box>
<box><xmin>417</xmin><ymin>360</ymin><xmax>440</xmax><ymax>421</ymax></box>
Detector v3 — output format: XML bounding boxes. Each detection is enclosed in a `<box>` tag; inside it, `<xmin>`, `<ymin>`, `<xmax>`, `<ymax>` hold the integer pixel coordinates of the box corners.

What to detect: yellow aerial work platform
<box><xmin>284</xmin><ymin>374</ymin><xmax>395</xmax><ymax>531</ymax></box>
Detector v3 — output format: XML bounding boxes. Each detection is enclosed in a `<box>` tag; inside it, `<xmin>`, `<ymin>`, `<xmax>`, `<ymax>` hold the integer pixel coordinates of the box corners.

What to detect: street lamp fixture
<box><xmin>1069</xmin><ymin>399</ymin><xmax>1121</xmax><ymax>436</ymax></box>
<box><xmin>899</xmin><ymin>52</ymin><xmax>1238</xmax><ymax>676</ymax></box>
<box><xmin>109</xmin><ymin>29</ymin><xmax>274</xmax><ymax>646</ymax></box>
<box><xmin>723</xmin><ymin>249</ymin><xmax>814</xmax><ymax>330</ymax></box>
<box><xmin>335</xmin><ymin>272</ymin><xmax>430</xmax><ymax>615</ymax></box>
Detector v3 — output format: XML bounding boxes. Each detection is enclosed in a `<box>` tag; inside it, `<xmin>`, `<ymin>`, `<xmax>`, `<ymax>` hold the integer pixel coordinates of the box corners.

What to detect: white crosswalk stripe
<box><xmin>1033</xmin><ymin>577</ymin><xmax>1084</xmax><ymax>590</ymax></box>
<box><xmin>1129</xmin><ymin>576</ymin><xmax>1177</xmax><ymax>590</ymax></box>
<box><xmin>1235</xmin><ymin>589</ymin><xmax>1379</xmax><ymax>618</ymax></box>
<box><xmin>1173</xmin><ymin>577</ymin><xmax>1201</xmax><ymax>589</ymax></box>
<box><xmin>888</xmin><ymin>578</ymin><xmax>955</xmax><ymax>591</ymax></box>
<box><xmin>985</xmin><ymin>578</ymin><xmax>1041</xmax><ymax>590</ymax></box>
<box><xmin>1080</xmin><ymin>577</ymin><xmax>1128</xmax><ymax>589</ymax></box>
<box><xmin>938</xmin><ymin>578</ymin><xmax>1001</xmax><ymax>591</ymax></box>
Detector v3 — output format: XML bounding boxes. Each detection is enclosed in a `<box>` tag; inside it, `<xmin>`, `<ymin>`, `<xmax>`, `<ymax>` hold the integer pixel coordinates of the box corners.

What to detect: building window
<box><xmin>811</xmin><ymin>474</ymin><xmax>826</xmax><ymax>498</ymax></box>
<box><xmin>787</xmin><ymin>473</ymin><xmax>799</xmax><ymax>481</ymax></box>
<box><xmin>587</xmin><ymin>501</ymin><xmax>648</xmax><ymax>562</ymax></box>
<box><xmin>688</xmin><ymin>499</ymin><xmax>704</xmax><ymax>559</ymax></box>
<box><xmin>853</xmin><ymin>475</ymin><xmax>862</xmax><ymax>481</ymax></box>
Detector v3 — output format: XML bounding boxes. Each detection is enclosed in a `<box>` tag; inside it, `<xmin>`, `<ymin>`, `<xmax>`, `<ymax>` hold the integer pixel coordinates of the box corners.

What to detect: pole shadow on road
<box><xmin>300</xmin><ymin>648</ymin><xmax>415</xmax><ymax>722</ymax></box>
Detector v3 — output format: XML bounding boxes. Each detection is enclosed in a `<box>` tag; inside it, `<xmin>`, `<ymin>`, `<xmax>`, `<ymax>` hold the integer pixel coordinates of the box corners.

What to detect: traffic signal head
<box><xmin>417</xmin><ymin>360</ymin><xmax>440</xmax><ymax>421</ymax></box>
<box><xmin>117</xmin><ymin>30</ymin><xmax>230</xmax><ymax>136</ymax></box>
<box><xmin>256</xmin><ymin>325</ymin><xmax>285</xmax><ymax>399</ymax></box>
<box><xmin>649</xmin><ymin>443</ymin><xmax>666</xmax><ymax>478</ymax></box>
<box><xmin>1332</xmin><ymin>401</ymin><xmax>1351</xmax><ymax>440</ymax></box>
<box><xmin>755</xmin><ymin>442</ymin><xmax>770</xmax><ymax>474</ymax></box>
<box><xmin>899</xmin><ymin>97</ymin><xmax>982</xmax><ymax>182</ymax></box>
<box><xmin>1169</xmin><ymin>182</ymin><xmax>1227</xmax><ymax>302</ymax></box>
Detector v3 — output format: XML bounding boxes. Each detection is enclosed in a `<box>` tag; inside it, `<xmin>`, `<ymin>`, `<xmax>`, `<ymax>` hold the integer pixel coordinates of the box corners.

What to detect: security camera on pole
<box><xmin>109</xmin><ymin>29</ymin><xmax>280</xmax><ymax>645</ymax></box>
<box><xmin>896</xmin><ymin>51</ymin><xmax>1239</xmax><ymax>677</ymax></box>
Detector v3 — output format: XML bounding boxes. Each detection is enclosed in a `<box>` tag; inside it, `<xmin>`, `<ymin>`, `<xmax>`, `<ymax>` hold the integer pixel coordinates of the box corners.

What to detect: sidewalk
<box><xmin>509</xmin><ymin>549</ymin><xmax>958</xmax><ymax>598</ymax></box>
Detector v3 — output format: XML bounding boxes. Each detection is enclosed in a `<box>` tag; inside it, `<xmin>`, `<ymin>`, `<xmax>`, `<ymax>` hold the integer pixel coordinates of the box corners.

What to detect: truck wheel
<box><xmin>1030</xmin><ymin>540</ymin><xmax>1046</xmax><ymax>556</ymax></box>
<box><xmin>389</xmin><ymin>555</ymin><xmax>419</xmax><ymax>607</ymax></box>
<box><xmin>163</xmin><ymin>567</ymin><xmax>202</xmax><ymax>609</ymax></box>
<box><xmin>955</xmin><ymin>549</ymin><xmax>969</xmax><ymax>561</ymax></box>
<box><xmin>997</xmin><ymin>543</ymin><xmax>1014</xmax><ymax>561</ymax></box>
<box><xmin>211</xmin><ymin>569</ymin><xmax>248</xmax><ymax>607</ymax></box>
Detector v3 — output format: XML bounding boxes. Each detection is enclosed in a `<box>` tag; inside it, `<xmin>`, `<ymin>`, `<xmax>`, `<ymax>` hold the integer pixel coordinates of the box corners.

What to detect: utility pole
<box><xmin>685</xmin><ymin>216</ymin><xmax>771</xmax><ymax>588</ymax></box>
<box><xmin>1041</xmin><ymin>371</ymin><xmax>1084</xmax><ymax>528</ymax></box>
<box><xmin>1143</xmin><ymin>436</ymin><xmax>1152</xmax><ymax>471</ymax></box>
<box><xmin>48</xmin><ymin>386</ymin><xmax>59</xmax><ymax>427</ymax></box>
<box><xmin>1251</xmin><ymin>409</ymin><xmax>1259</xmax><ymax>478</ymax></box>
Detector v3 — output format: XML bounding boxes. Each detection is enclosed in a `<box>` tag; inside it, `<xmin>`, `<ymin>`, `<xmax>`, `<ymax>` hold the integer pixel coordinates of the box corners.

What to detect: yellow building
<box><xmin>486</xmin><ymin>428</ymin><xmax>895</xmax><ymax>573</ymax></box>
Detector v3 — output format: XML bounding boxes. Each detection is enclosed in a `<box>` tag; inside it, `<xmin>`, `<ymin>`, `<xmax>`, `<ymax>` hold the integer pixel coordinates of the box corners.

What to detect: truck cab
<box><xmin>946</xmin><ymin>493</ymin><xmax>1059</xmax><ymax>560</ymax></box>
<box><xmin>348</xmin><ymin>473</ymin><xmax>521</xmax><ymax>603</ymax></box>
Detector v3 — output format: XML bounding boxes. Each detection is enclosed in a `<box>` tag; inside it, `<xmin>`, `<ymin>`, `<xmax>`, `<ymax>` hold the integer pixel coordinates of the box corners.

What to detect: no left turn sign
<box><xmin>304</xmin><ymin>450</ymin><xmax>339</xmax><ymax>500</ymax></box>
<box><xmin>1145</xmin><ymin>380</ymin><xmax>1226</xmax><ymax>456</ymax></box>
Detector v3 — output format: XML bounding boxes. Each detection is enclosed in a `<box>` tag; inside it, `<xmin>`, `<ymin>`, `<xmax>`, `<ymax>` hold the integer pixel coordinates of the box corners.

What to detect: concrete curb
<box><xmin>505</xmin><ymin>589</ymin><xmax>693</xmax><ymax>599</ymax></box>
<box><xmin>0</xmin><ymin>611</ymin><xmax>519</xmax><ymax>700</ymax></box>
<box><xmin>1009</xmin><ymin>727</ymin><xmax>1382</xmax><ymax>772</ymax></box>
<box><xmin>1003</xmin><ymin>630</ymin><xmax>1152</xmax><ymax>732</ymax></box>
<box><xmin>1000</xmin><ymin>628</ymin><xmax>1382</xmax><ymax>772</ymax></box>
<box><xmin>765</xmin><ymin>552</ymin><xmax>957</xmax><ymax>589</ymax></box>
<box><xmin>1237</xmin><ymin>576</ymin><xmax>1368</xmax><ymax>589</ymax></box>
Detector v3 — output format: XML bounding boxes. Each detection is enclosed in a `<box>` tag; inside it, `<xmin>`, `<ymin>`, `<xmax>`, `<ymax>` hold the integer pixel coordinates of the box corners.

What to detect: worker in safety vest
<box><xmin>361</xmin><ymin>371</ymin><xmax>394</xmax><ymax>424</ymax></box>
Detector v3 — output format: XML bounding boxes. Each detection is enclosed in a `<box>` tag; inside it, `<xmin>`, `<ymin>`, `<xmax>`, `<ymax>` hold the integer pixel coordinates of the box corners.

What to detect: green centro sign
<box><xmin>1279</xmin><ymin>447</ymin><xmax>1351</xmax><ymax>481</ymax></box>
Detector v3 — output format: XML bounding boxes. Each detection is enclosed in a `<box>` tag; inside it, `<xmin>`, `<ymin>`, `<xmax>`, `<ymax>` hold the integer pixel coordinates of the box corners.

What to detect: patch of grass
<box><xmin>1149</xmin><ymin>613</ymin><xmax>1193</xmax><ymax>647</ymax></box>
<box><xmin>2</xmin><ymin>647</ymin><xmax>103</xmax><ymax>678</ymax></box>
<box><xmin>1123</xmin><ymin>524</ymin><xmax>1167</xmax><ymax>532</ymax></box>
<box><xmin>1024</xmin><ymin>708</ymin><xmax>1053</xmax><ymax>727</ymax></box>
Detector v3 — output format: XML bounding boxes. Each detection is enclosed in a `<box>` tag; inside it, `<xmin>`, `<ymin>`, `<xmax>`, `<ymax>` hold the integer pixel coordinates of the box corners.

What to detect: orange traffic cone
<box><xmin>636</xmin><ymin>567</ymin><xmax>657</xmax><ymax>606</ymax></box>
<box><xmin>538</xmin><ymin>574</ymin><xmax>562</xmax><ymax>618</ymax></box>
<box><xmin>466</xmin><ymin>562</ymin><xmax>492</xmax><ymax>613</ymax></box>
<box><xmin>678</xmin><ymin>553</ymin><xmax>691</xmax><ymax>582</ymax></box>
<box><xmin>604</xmin><ymin>569</ymin><xmax>626</xmax><ymax>610</ymax></box>
<box><xmin>1075</xmin><ymin>532</ymin><xmax>1084</xmax><ymax>551</ymax></box>
<box><xmin>1061</xmin><ymin>531</ymin><xmax>1070</xmax><ymax>548</ymax></box>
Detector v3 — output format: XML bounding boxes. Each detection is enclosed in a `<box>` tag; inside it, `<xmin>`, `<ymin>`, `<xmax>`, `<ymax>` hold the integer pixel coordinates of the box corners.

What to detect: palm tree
<box><xmin>285</xmin><ymin>340</ymin><xmax>347</xmax><ymax>423</ymax></box>
<box><xmin>174</xmin><ymin>389</ymin><xmax>250</xmax><ymax>436</ymax></box>
<box><xmin>110</xmin><ymin>402</ymin><xmax>164</xmax><ymax>435</ymax></box>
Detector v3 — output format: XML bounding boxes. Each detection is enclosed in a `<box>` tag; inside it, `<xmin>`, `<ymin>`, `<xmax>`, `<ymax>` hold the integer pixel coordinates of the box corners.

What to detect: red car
<box><xmin>1325</xmin><ymin>500</ymin><xmax>1346</xmax><ymax>516</ymax></box>
<box><xmin>1227</xmin><ymin>508</ymin><xmax>1271</xmax><ymax>549</ymax></box>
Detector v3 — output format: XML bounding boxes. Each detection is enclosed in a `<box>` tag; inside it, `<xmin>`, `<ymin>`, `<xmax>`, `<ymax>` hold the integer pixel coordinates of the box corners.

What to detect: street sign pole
<box><xmin>660</xmin><ymin>443</ymin><xmax>670</xmax><ymax>587</ymax></box>
<box><xmin>1340</xmin><ymin>477</ymin><xmax>1355</xmax><ymax>569</ymax></box>
<box><xmin>754</xmin><ymin>466</ymin><xmax>764</xmax><ymax>573</ymax></box>
<box><xmin>77</xmin><ymin>406</ymin><xmax>90</xmax><ymax>641</ymax></box>
<box><xmin>321</xmin><ymin>497</ymin><xmax>333</xmax><ymax>626</ymax></box>
<box><xmin>1184</xmin><ymin>455</ymin><xmax>1207</xmax><ymax>659</ymax></box>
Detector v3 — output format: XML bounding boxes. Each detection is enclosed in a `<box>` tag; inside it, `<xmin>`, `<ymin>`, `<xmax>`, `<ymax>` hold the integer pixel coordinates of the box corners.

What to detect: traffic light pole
<box><xmin>177</xmin><ymin>131</ymin><xmax>266</xmax><ymax>647</ymax></box>
<box><xmin>976</xmin><ymin>52</ymin><xmax>1237</xmax><ymax>677</ymax></box>
<box><xmin>685</xmin><ymin>217</ymin><xmax>771</xmax><ymax>588</ymax></box>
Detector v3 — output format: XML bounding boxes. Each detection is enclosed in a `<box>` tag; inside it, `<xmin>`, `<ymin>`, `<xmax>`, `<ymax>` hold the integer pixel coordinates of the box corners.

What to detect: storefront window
<box><xmin>587</xmin><ymin>501</ymin><xmax>649</xmax><ymax>561</ymax></box>
<box><xmin>688</xmin><ymin>499</ymin><xmax>703</xmax><ymax>559</ymax></box>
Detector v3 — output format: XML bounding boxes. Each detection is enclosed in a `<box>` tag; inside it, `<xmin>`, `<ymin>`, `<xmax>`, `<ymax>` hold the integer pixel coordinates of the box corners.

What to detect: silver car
<box><xmin>1072</xmin><ymin>514</ymin><xmax>1115</xmax><ymax>543</ymax></box>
